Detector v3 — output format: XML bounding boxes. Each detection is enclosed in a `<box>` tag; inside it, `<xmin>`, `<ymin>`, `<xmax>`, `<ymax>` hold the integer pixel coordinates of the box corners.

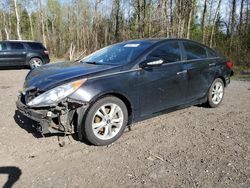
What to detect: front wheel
<box><xmin>207</xmin><ymin>78</ymin><xmax>224</xmax><ymax>108</ymax></box>
<box><xmin>82</xmin><ymin>96</ymin><xmax>128</xmax><ymax>146</ymax></box>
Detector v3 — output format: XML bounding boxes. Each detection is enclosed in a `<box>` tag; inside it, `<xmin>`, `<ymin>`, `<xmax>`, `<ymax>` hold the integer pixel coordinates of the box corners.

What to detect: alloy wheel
<box><xmin>92</xmin><ymin>103</ymin><xmax>124</xmax><ymax>140</ymax></box>
<box><xmin>211</xmin><ymin>81</ymin><xmax>224</xmax><ymax>104</ymax></box>
<box><xmin>30</xmin><ymin>58</ymin><xmax>42</xmax><ymax>68</ymax></box>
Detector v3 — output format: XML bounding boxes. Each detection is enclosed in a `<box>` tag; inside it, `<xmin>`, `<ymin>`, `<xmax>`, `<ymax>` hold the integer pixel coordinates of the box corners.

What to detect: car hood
<box><xmin>24</xmin><ymin>61</ymin><xmax>115</xmax><ymax>91</ymax></box>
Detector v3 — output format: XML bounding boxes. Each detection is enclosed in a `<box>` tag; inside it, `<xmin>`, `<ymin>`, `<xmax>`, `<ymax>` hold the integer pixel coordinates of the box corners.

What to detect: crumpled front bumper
<box><xmin>16</xmin><ymin>95</ymin><xmax>53</xmax><ymax>134</ymax></box>
<box><xmin>16</xmin><ymin>95</ymin><xmax>88</xmax><ymax>135</ymax></box>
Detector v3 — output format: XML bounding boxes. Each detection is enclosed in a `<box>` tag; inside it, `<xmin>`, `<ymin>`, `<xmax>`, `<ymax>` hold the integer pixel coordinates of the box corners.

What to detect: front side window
<box><xmin>10</xmin><ymin>42</ymin><xmax>25</xmax><ymax>50</ymax></box>
<box><xmin>147</xmin><ymin>41</ymin><xmax>181</xmax><ymax>63</ymax></box>
<box><xmin>0</xmin><ymin>43</ymin><xmax>7</xmax><ymax>51</ymax></box>
<box><xmin>183</xmin><ymin>42</ymin><xmax>207</xmax><ymax>60</ymax></box>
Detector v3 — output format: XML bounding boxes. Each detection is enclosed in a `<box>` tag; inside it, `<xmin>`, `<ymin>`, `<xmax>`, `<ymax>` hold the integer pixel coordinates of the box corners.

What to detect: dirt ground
<box><xmin>0</xmin><ymin>69</ymin><xmax>249</xmax><ymax>188</ymax></box>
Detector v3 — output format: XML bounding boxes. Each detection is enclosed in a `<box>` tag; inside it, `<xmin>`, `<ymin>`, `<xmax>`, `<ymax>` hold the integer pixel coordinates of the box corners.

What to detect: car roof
<box><xmin>122</xmin><ymin>38</ymin><xmax>210</xmax><ymax>48</ymax></box>
<box><xmin>3</xmin><ymin>40</ymin><xmax>42</xmax><ymax>43</ymax></box>
<box><xmin>125</xmin><ymin>38</ymin><xmax>162</xmax><ymax>43</ymax></box>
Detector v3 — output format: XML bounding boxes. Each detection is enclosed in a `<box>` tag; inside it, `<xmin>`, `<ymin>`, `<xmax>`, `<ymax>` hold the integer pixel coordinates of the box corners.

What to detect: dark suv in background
<box><xmin>0</xmin><ymin>40</ymin><xmax>50</xmax><ymax>69</ymax></box>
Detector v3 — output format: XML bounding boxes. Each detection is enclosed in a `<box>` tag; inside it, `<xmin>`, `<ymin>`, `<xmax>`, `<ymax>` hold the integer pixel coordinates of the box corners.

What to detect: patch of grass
<box><xmin>231</xmin><ymin>74</ymin><xmax>250</xmax><ymax>81</ymax></box>
<box><xmin>231</xmin><ymin>65</ymin><xmax>250</xmax><ymax>81</ymax></box>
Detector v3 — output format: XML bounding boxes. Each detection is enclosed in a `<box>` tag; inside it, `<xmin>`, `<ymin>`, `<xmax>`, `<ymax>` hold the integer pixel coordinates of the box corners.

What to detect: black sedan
<box><xmin>16</xmin><ymin>38</ymin><xmax>233</xmax><ymax>146</ymax></box>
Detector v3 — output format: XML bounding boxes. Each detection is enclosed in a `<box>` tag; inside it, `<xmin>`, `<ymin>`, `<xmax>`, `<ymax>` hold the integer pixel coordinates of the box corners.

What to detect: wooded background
<box><xmin>0</xmin><ymin>0</ymin><xmax>249</xmax><ymax>68</ymax></box>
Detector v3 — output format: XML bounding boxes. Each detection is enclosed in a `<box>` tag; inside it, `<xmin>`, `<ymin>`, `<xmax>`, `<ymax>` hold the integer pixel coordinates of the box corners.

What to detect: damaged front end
<box><xmin>16</xmin><ymin>84</ymin><xmax>89</xmax><ymax>136</ymax></box>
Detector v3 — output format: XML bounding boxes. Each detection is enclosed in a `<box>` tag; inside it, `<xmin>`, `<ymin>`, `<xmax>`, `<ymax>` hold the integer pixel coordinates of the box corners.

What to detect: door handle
<box><xmin>177</xmin><ymin>70</ymin><xmax>187</xmax><ymax>75</ymax></box>
<box><xmin>209</xmin><ymin>63</ymin><xmax>216</xmax><ymax>67</ymax></box>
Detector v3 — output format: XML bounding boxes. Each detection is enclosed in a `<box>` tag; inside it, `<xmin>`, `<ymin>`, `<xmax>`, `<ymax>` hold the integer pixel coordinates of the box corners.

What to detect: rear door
<box><xmin>8</xmin><ymin>42</ymin><xmax>27</xmax><ymax>65</ymax></box>
<box><xmin>138</xmin><ymin>41</ymin><xmax>188</xmax><ymax>116</ymax></box>
<box><xmin>182</xmin><ymin>41</ymin><xmax>216</xmax><ymax>102</ymax></box>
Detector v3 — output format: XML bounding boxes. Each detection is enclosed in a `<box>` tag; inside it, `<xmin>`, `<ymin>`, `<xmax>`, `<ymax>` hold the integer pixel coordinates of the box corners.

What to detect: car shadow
<box><xmin>0</xmin><ymin>66</ymin><xmax>29</xmax><ymax>70</ymax></box>
<box><xmin>0</xmin><ymin>166</ymin><xmax>22</xmax><ymax>188</ymax></box>
<box><xmin>195</xmin><ymin>103</ymin><xmax>210</xmax><ymax>108</ymax></box>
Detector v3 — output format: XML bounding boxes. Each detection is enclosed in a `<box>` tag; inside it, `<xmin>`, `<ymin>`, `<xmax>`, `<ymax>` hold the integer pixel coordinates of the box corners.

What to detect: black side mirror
<box><xmin>139</xmin><ymin>57</ymin><xmax>164</xmax><ymax>68</ymax></box>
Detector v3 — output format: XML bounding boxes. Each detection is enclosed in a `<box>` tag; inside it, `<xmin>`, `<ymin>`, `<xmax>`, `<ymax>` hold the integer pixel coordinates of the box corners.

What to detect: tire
<box><xmin>81</xmin><ymin>96</ymin><xmax>128</xmax><ymax>146</ymax></box>
<box><xmin>29</xmin><ymin>57</ymin><xmax>43</xmax><ymax>69</ymax></box>
<box><xmin>207</xmin><ymin>78</ymin><xmax>224</xmax><ymax>108</ymax></box>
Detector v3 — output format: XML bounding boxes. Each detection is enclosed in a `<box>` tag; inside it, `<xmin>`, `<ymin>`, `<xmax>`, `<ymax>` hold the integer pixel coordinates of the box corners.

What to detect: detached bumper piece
<box><xmin>16</xmin><ymin>95</ymin><xmax>87</xmax><ymax>135</ymax></box>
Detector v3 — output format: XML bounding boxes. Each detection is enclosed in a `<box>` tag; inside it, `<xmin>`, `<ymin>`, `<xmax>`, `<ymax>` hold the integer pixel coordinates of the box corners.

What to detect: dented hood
<box><xmin>24</xmin><ymin>61</ymin><xmax>115</xmax><ymax>91</ymax></box>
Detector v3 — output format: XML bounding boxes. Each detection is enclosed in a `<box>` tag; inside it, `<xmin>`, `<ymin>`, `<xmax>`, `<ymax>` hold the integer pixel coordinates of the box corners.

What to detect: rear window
<box><xmin>183</xmin><ymin>42</ymin><xmax>207</xmax><ymax>60</ymax></box>
<box><xmin>10</xmin><ymin>42</ymin><xmax>25</xmax><ymax>50</ymax></box>
<box><xmin>27</xmin><ymin>42</ymin><xmax>45</xmax><ymax>50</ymax></box>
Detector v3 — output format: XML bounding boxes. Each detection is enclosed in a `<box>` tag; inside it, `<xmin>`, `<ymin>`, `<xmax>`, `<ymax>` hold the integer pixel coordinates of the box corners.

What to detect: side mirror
<box><xmin>139</xmin><ymin>57</ymin><xmax>164</xmax><ymax>68</ymax></box>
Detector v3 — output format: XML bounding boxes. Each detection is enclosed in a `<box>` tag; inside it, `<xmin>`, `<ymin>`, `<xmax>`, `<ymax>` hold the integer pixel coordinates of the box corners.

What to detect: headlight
<box><xmin>27</xmin><ymin>79</ymin><xmax>87</xmax><ymax>107</ymax></box>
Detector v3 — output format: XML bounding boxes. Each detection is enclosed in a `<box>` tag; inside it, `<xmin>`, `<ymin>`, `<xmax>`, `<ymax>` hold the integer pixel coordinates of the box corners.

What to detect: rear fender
<box><xmin>25</xmin><ymin>53</ymin><xmax>43</xmax><ymax>65</ymax></box>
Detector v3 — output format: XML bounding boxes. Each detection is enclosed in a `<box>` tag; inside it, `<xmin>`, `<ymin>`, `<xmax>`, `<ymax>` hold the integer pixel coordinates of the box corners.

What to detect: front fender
<box><xmin>69</xmin><ymin>71</ymin><xmax>140</xmax><ymax>118</ymax></box>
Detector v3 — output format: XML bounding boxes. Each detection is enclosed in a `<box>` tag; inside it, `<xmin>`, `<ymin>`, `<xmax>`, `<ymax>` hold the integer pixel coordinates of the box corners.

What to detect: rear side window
<box><xmin>148</xmin><ymin>41</ymin><xmax>181</xmax><ymax>63</ymax></box>
<box><xmin>0</xmin><ymin>43</ymin><xmax>7</xmax><ymax>51</ymax></box>
<box><xmin>27</xmin><ymin>43</ymin><xmax>45</xmax><ymax>50</ymax></box>
<box><xmin>10</xmin><ymin>42</ymin><xmax>25</xmax><ymax>50</ymax></box>
<box><xmin>183</xmin><ymin>42</ymin><xmax>207</xmax><ymax>60</ymax></box>
<box><xmin>207</xmin><ymin>48</ymin><xmax>218</xmax><ymax>57</ymax></box>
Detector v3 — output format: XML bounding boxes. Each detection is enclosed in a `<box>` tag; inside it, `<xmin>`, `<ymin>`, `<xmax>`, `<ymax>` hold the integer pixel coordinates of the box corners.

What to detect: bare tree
<box><xmin>14</xmin><ymin>0</ymin><xmax>22</xmax><ymax>40</ymax></box>
<box><xmin>69</xmin><ymin>43</ymin><xmax>75</xmax><ymax>61</ymax></box>
<box><xmin>209</xmin><ymin>0</ymin><xmax>222</xmax><ymax>47</ymax></box>
<box><xmin>239</xmin><ymin>0</ymin><xmax>245</xmax><ymax>33</ymax></box>
<box><xmin>28</xmin><ymin>14</ymin><xmax>34</xmax><ymax>40</ymax></box>
<box><xmin>136</xmin><ymin>0</ymin><xmax>142</xmax><ymax>38</ymax></box>
<box><xmin>230</xmin><ymin>0</ymin><xmax>237</xmax><ymax>50</ymax></box>
<box><xmin>168</xmin><ymin>0</ymin><xmax>173</xmax><ymax>37</ymax></box>
<box><xmin>39</xmin><ymin>0</ymin><xmax>46</xmax><ymax>47</ymax></box>
<box><xmin>201</xmin><ymin>0</ymin><xmax>208</xmax><ymax>43</ymax></box>
<box><xmin>3</xmin><ymin>11</ymin><xmax>10</xmax><ymax>40</ymax></box>
<box><xmin>114</xmin><ymin>0</ymin><xmax>120</xmax><ymax>40</ymax></box>
<box><xmin>187</xmin><ymin>0</ymin><xmax>195</xmax><ymax>39</ymax></box>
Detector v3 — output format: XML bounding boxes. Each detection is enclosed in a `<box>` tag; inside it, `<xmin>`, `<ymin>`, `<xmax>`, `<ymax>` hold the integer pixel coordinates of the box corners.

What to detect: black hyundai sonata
<box><xmin>16</xmin><ymin>38</ymin><xmax>233</xmax><ymax>145</ymax></box>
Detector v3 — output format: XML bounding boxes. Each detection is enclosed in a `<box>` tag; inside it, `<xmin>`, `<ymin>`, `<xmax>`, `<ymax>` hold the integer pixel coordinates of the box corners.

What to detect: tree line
<box><xmin>0</xmin><ymin>0</ymin><xmax>249</xmax><ymax>67</ymax></box>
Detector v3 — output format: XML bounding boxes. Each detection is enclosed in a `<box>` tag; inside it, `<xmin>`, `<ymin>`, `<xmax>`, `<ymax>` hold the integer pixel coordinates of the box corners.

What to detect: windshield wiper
<box><xmin>83</xmin><ymin>61</ymin><xmax>114</xmax><ymax>65</ymax></box>
<box><xmin>84</xmin><ymin>61</ymin><xmax>98</xmax><ymax>64</ymax></box>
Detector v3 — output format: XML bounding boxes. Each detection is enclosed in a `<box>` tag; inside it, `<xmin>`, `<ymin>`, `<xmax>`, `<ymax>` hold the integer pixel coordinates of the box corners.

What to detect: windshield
<box><xmin>81</xmin><ymin>42</ymin><xmax>151</xmax><ymax>65</ymax></box>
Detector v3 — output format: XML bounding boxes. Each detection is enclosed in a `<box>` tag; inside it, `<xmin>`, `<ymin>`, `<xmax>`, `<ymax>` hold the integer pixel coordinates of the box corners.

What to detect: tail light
<box><xmin>226</xmin><ymin>60</ymin><xmax>233</xmax><ymax>68</ymax></box>
<box><xmin>44</xmin><ymin>50</ymin><xmax>49</xmax><ymax>55</ymax></box>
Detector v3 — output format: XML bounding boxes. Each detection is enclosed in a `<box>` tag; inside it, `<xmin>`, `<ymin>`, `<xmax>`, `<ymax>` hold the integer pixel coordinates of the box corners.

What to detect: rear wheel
<box><xmin>207</xmin><ymin>78</ymin><xmax>224</xmax><ymax>108</ymax></box>
<box><xmin>82</xmin><ymin>96</ymin><xmax>128</xmax><ymax>146</ymax></box>
<box><xmin>29</xmin><ymin>57</ymin><xmax>43</xmax><ymax>69</ymax></box>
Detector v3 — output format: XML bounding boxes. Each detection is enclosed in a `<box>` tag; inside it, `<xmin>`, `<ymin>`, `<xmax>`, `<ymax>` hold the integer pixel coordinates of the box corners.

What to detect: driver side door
<box><xmin>137</xmin><ymin>41</ymin><xmax>188</xmax><ymax>117</ymax></box>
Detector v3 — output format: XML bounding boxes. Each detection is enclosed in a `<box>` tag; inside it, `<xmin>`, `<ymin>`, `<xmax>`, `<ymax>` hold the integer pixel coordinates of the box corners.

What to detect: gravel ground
<box><xmin>0</xmin><ymin>69</ymin><xmax>249</xmax><ymax>188</ymax></box>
